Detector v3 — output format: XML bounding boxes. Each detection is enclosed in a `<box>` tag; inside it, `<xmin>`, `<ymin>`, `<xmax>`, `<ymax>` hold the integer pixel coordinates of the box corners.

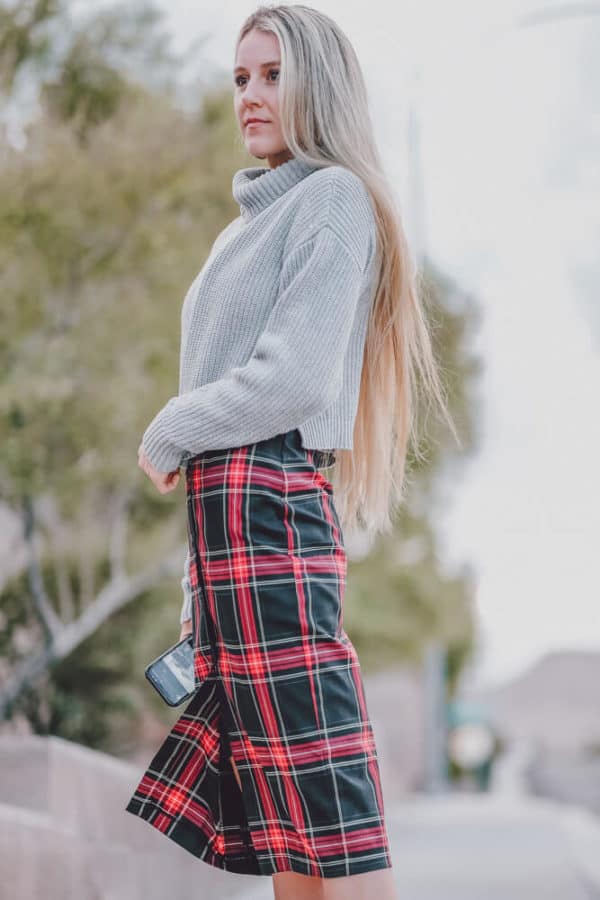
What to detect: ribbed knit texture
<box><xmin>138</xmin><ymin>156</ymin><xmax>378</xmax><ymax>622</ymax></box>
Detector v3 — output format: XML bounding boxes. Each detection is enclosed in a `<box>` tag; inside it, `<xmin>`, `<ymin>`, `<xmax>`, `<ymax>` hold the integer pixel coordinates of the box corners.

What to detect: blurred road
<box><xmin>383</xmin><ymin>793</ymin><xmax>599</xmax><ymax>900</ymax></box>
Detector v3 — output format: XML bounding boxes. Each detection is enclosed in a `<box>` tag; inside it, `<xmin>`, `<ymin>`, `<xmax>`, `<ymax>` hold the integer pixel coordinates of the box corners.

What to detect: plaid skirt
<box><xmin>125</xmin><ymin>428</ymin><xmax>392</xmax><ymax>879</ymax></box>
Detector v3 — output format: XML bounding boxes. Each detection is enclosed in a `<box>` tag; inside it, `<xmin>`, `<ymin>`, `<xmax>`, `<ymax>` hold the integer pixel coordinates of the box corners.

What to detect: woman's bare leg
<box><xmin>272</xmin><ymin>866</ymin><xmax>397</xmax><ymax>900</ymax></box>
<box><xmin>229</xmin><ymin>755</ymin><xmax>243</xmax><ymax>792</ymax></box>
<box><xmin>321</xmin><ymin>867</ymin><xmax>398</xmax><ymax>900</ymax></box>
<box><xmin>272</xmin><ymin>871</ymin><xmax>324</xmax><ymax>900</ymax></box>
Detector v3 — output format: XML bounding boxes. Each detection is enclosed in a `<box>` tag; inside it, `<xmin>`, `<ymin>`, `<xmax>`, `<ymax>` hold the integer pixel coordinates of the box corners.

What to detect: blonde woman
<box><xmin>126</xmin><ymin>5</ymin><xmax>455</xmax><ymax>899</ymax></box>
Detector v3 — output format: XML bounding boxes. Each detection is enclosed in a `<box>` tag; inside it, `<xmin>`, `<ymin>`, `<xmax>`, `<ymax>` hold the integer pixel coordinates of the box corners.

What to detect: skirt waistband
<box><xmin>181</xmin><ymin>430</ymin><xmax>336</xmax><ymax>472</ymax></box>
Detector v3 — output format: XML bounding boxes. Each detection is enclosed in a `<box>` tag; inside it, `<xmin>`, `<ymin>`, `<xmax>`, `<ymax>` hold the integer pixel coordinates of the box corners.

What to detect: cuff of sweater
<box><xmin>180</xmin><ymin>564</ymin><xmax>193</xmax><ymax>624</ymax></box>
<box><xmin>179</xmin><ymin>594</ymin><xmax>193</xmax><ymax>624</ymax></box>
<box><xmin>142</xmin><ymin>400</ymin><xmax>185</xmax><ymax>473</ymax></box>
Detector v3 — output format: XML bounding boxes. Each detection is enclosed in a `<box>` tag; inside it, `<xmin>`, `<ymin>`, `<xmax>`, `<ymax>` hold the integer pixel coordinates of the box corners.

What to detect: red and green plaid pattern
<box><xmin>125</xmin><ymin>429</ymin><xmax>392</xmax><ymax>878</ymax></box>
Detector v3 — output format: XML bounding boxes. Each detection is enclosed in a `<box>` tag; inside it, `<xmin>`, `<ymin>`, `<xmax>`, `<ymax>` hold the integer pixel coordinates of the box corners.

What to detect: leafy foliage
<box><xmin>0</xmin><ymin>0</ymin><xmax>482</xmax><ymax>750</ymax></box>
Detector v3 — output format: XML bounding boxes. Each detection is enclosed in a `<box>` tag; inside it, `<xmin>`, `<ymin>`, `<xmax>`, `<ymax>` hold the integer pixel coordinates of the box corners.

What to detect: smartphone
<box><xmin>144</xmin><ymin>634</ymin><xmax>196</xmax><ymax>707</ymax></box>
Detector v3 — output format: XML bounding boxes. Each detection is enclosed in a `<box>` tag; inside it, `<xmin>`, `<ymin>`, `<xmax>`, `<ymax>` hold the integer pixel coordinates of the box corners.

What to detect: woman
<box><xmin>126</xmin><ymin>5</ymin><xmax>454</xmax><ymax>898</ymax></box>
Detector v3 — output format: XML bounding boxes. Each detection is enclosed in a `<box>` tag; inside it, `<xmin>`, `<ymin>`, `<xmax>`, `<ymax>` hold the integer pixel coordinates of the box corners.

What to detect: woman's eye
<box><xmin>234</xmin><ymin>69</ymin><xmax>279</xmax><ymax>86</ymax></box>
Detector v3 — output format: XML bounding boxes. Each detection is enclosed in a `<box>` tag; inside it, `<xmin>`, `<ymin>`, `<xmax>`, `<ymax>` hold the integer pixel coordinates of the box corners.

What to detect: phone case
<box><xmin>144</xmin><ymin>634</ymin><xmax>196</xmax><ymax>707</ymax></box>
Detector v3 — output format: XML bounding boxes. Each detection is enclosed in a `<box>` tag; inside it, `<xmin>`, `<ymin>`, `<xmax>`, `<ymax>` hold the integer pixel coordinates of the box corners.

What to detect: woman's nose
<box><xmin>242</xmin><ymin>83</ymin><xmax>265</xmax><ymax>108</ymax></box>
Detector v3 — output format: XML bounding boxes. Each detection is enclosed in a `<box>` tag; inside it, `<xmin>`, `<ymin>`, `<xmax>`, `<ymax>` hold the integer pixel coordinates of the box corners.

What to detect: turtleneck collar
<box><xmin>232</xmin><ymin>156</ymin><xmax>319</xmax><ymax>222</ymax></box>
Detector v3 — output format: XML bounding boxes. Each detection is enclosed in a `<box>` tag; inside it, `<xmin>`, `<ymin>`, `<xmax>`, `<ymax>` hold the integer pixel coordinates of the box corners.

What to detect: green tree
<box><xmin>0</xmin><ymin>0</ymin><xmax>247</xmax><ymax>739</ymax></box>
<box><xmin>0</xmin><ymin>0</ymin><xmax>481</xmax><ymax>749</ymax></box>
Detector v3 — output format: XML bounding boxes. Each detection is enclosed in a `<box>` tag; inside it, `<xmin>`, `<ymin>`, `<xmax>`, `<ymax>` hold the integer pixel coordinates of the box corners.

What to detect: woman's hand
<box><xmin>137</xmin><ymin>443</ymin><xmax>180</xmax><ymax>493</ymax></box>
<box><xmin>180</xmin><ymin>618</ymin><xmax>193</xmax><ymax>641</ymax></box>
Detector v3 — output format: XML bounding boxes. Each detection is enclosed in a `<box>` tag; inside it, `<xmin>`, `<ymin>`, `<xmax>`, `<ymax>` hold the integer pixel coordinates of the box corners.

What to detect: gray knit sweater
<box><xmin>138</xmin><ymin>156</ymin><xmax>378</xmax><ymax>623</ymax></box>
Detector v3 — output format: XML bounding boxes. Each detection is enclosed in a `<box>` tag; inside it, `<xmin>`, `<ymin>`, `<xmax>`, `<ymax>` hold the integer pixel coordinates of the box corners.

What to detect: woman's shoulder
<box><xmin>303</xmin><ymin>163</ymin><xmax>372</xmax><ymax>208</ymax></box>
<box><xmin>288</xmin><ymin>164</ymin><xmax>376</xmax><ymax>268</ymax></box>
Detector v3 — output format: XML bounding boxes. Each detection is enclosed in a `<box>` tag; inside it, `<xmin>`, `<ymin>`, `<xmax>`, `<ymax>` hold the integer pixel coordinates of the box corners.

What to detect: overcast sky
<box><xmin>114</xmin><ymin>0</ymin><xmax>600</xmax><ymax>690</ymax></box>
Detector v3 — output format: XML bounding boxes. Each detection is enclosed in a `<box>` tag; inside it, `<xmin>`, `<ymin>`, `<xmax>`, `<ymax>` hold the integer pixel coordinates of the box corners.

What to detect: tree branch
<box><xmin>0</xmin><ymin>542</ymin><xmax>186</xmax><ymax>719</ymax></box>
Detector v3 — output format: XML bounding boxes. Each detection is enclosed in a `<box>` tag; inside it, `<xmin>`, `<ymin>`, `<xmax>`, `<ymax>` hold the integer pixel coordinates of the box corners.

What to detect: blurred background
<box><xmin>0</xmin><ymin>1</ymin><xmax>598</xmax><ymax>897</ymax></box>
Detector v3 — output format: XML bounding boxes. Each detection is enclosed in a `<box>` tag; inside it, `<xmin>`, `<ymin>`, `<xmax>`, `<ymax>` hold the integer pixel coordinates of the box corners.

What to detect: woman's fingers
<box><xmin>179</xmin><ymin>618</ymin><xmax>193</xmax><ymax>641</ymax></box>
<box><xmin>137</xmin><ymin>445</ymin><xmax>180</xmax><ymax>493</ymax></box>
<box><xmin>156</xmin><ymin>469</ymin><xmax>179</xmax><ymax>493</ymax></box>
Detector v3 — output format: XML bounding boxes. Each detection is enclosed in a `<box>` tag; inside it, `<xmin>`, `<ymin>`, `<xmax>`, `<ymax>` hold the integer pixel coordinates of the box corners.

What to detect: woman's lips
<box><xmin>246</xmin><ymin>121</ymin><xmax>268</xmax><ymax>127</ymax></box>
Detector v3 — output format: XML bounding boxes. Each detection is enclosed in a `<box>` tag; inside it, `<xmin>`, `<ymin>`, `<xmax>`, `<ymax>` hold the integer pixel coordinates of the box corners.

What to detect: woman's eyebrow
<box><xmin>234</xmin><ymin>60</ymin><xmax>281</xmax><ymax>73</ymax></box>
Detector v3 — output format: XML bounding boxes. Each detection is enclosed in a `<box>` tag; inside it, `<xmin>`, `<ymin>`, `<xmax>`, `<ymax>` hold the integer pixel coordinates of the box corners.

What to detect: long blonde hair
<box><xmin>235</xmin><ymin>4</ymin><xmax>459</xmax><ymax>539</ymax></box>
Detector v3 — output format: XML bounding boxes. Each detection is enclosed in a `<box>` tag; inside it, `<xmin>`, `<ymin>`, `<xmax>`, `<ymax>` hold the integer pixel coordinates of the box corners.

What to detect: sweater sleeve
<box><xmin>141</xmin><ymin>222</ymin><xmax>372</xmax><ymax>472</ymax></box>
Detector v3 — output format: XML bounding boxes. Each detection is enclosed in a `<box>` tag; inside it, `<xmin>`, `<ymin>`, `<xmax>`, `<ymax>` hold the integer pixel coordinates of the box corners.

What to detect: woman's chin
<box><xmin>245</xmin><ymin>137</ymin><xmax>272</xmax><ymax>153</ymax></box>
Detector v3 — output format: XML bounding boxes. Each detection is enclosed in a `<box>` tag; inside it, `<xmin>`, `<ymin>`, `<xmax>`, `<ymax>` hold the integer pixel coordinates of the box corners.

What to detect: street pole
<box><xmin>423</xmin><ymin>640</ymin><xmax>449</xmax><ymax>792</ymax></box>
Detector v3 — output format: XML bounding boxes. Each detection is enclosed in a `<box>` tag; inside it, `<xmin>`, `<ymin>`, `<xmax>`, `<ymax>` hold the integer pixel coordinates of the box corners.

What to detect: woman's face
<box><xmin>233</xmin><ymin>28</ymin><xmax>292</xmax><ymax>169</ymax></box>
